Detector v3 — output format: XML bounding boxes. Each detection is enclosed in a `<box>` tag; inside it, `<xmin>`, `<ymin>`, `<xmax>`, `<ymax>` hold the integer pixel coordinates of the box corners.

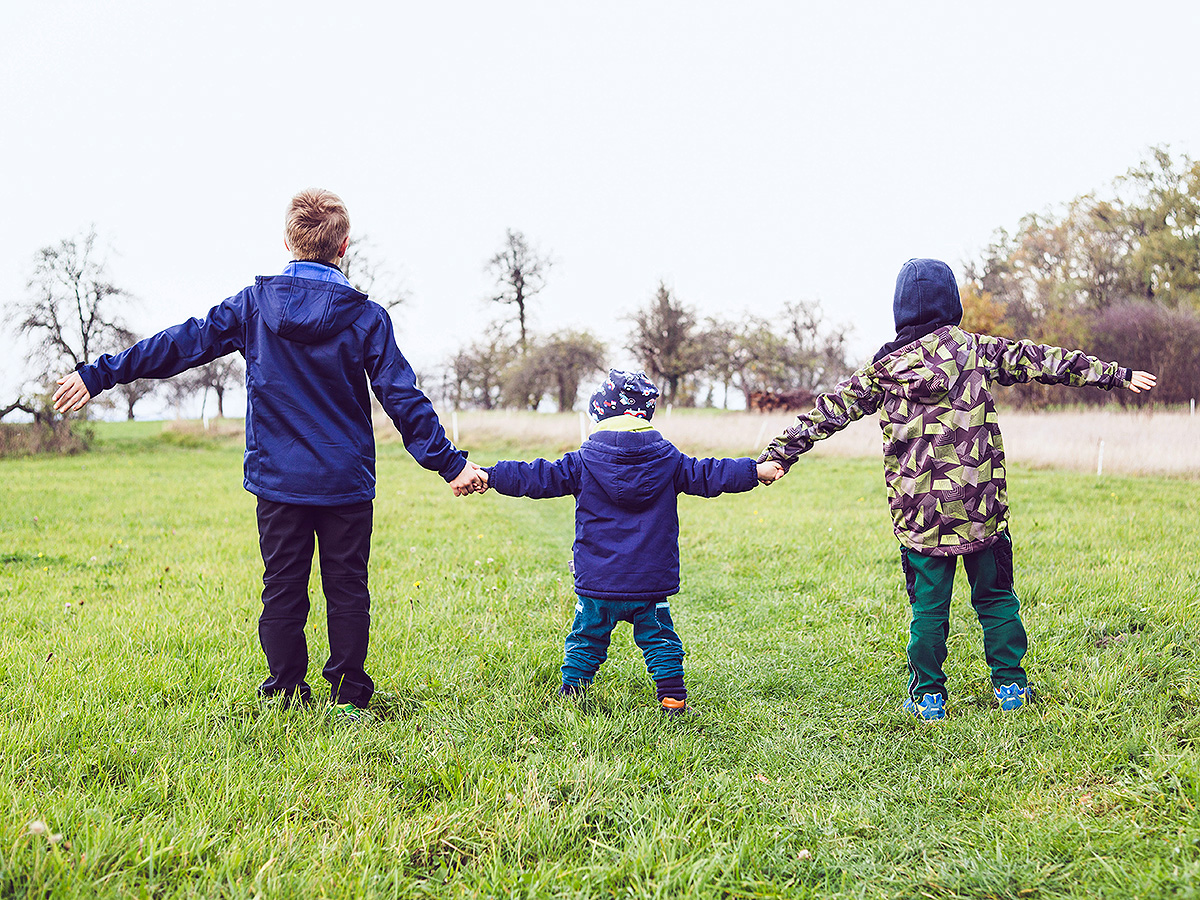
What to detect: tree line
<box><xmin>432</xmin><ymin>229</ymin><xmax>854</xmax><ymax>413</ymax></box>
<box><xmin>5</xmin><ymin>144</ymin><xmax>1197</xmax><ymax>435</ymax></box>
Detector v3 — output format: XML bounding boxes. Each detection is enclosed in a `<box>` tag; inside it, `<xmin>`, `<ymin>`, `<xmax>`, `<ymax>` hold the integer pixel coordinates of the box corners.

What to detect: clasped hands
<box><xmin>449</xmin><ymin>462</ymin><xmax>489</xmax><ymax>497</ymax></box>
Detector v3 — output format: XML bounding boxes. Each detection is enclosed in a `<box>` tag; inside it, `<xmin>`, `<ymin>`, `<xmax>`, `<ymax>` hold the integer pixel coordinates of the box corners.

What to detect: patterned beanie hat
<box><xmin>588</xmin><ymin>369</ymin><xmax>659</xmax><ymax>422</ymax></box>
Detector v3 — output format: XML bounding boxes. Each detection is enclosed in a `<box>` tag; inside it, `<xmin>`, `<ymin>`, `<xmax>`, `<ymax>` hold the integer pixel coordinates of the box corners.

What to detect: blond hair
<box><xmin>285</xmin><ymin>188</ymin><xmax>350</xmax><ymax>262</ymax></box>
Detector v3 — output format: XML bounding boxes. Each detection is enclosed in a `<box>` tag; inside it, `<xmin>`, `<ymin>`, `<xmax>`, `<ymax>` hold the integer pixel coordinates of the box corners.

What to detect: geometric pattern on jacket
<box><xmin>759</xmin><ymin>326</ymin><xmax>1131</xmax><ymax>556</ymax></box>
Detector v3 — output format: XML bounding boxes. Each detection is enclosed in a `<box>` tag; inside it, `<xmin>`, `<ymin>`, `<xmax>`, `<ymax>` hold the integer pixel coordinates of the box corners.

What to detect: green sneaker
<box><xmin>327</xmin><ymin>703</ymin><xmax>370</xmax><ymax>726</ymax></box>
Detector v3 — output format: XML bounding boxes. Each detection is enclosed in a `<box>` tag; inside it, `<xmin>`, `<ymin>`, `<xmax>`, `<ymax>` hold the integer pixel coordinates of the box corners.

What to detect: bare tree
<box><xmin>189</xmin><ymin>357</ymin><xmax>244</xmax><ymax>418</ymax></box>
<box><xmin>626</xmin><ymin>282</ymin><xmax>706</xmax><ymax>406</ymax></box>
<box><xmin>112</xmin><ymin>380</ymin><xmax>157</xmax><ymax>420</ymax></box>
<box><xmin>8</xmin><ymin>227</ymin><xmax>133</xmax><ymax>379</ymax></box>
<box><xmin>162</xmin><ymin>357</ymin><xmax>244</xmax><ymax>419</ymax></box>
<box><xmin>486</xmin><ymin>229</ymin><xmax>551</xmax><ymax>353</ymax></box>
<box><xmin>339</xmin><ymin>235</ymin><xmax>408</xmax><ymax>310</ymax></box>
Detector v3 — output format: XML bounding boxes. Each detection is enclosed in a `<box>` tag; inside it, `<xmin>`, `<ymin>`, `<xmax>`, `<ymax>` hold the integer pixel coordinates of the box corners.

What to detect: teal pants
<box><xmin>900</xmin><ymin>533</ymin><xmax>1027</xmax><ymax>702</ymax></box>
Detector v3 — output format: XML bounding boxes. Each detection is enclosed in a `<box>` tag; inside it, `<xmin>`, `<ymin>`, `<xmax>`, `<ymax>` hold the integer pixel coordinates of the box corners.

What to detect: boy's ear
<box><xmin>283</xmin><ymin>238</ymin><xmax>291</xmax><ymax>253</ymax></box>
<box><xmin>338</xmin><ymin>236</ymin><xmax>350</xmax><ymax>257</ymax></box>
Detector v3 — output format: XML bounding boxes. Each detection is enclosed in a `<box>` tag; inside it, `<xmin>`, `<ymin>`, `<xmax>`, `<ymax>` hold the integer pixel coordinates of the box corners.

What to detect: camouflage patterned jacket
<box><xmin>759</xmin><ymin>326</ymin><xmax>1132</xmax><ymax>556</ymax></box>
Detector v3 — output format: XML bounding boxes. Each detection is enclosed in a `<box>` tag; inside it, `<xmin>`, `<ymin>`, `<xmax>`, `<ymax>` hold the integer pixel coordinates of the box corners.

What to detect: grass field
<box><xmin>2</xmin><ymin>419</ymin><xmax>1199</xmax><ymax>898</ymax></box>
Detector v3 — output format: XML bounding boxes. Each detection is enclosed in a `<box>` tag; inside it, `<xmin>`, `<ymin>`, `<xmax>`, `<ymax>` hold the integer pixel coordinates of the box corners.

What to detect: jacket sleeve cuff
<box><xmin>439</xmin><ymin>451</ymin><xmax>469</xmax><ymax>482</ymax></box>
<box><xmin>75</xmin><ymin>362</ymin><xmax>102</xmax><ymax>398</ymax></box>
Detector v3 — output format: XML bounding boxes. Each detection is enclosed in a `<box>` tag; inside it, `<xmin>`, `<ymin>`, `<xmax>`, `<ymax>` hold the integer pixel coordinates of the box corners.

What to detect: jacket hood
<box><xmin>254</xmin><ymin>275</ymin><xmax>368</xmax><ymax>345</ymax></box>
<box><xmin>580</xmin><ymin>430</ymin><xmax>677</xmax><ymax>511</ymax></box>
<box><xmin>894</xmin><ymin>258</ymin><xmax>961</xmax><ymax>334</ymax></box>
<box><xmin>874</xmin><ymin>259</ymin><xmax>962</xmax><ymax>362</ymax></box>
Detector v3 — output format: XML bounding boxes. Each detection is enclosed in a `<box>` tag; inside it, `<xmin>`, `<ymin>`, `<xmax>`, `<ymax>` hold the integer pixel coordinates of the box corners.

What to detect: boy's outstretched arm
<box><xmin>980</xmin><ymin>334</ymin><xmax>1148</xmax><ymax>393</ymax></box>
<box><xmin>62</xmin><ymin>298</ymin><xmax>246</xmax><ymax>405</ymax></box>
<box><xmin>758</xmin><ymin>368</ymin><xmax>883</xmax><ymax>471</ymax></box>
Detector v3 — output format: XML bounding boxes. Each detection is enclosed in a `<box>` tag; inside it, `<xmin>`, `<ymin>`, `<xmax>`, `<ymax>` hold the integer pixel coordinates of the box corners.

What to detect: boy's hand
<box><xmin>1128</xmin><ymin>371</ymin><xmax>1156</xmax><ymax>393</ymax></box>
<box><xmin>52</xmin><ymin>373</ymin><xmax>92</xmax><ymax>413</ymax></box>
<box><xmin>756</xmin><ymin>460</ymin><xmax>785</xmax><ymax>485</ymax></box>
<box><xmin>449</xmin><ymin>461</ymin><xmax>488</xmax><ymax>497</ymax></box>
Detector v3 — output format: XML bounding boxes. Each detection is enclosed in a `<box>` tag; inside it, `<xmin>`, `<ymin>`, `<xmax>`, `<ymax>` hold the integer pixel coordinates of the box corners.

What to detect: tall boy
<box><xmin>478</xmin><ymin>370</ymin><xmax>781</xmax><ymax>715</ymax></box>
<box><xmin>758</xmin><ymin>258</ymin><xmax>1155</xmax><ymax>720</ymax></box>
<box><xmin>53</xmin><ymin>188</ymin><xmax>482</xmax><ymax>722</ymax></box>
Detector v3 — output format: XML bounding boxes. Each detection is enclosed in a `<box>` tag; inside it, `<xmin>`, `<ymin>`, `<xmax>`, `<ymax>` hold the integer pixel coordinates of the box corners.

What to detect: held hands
<box><xmin>1127</xmin><ymin>371</ymin><xmax>1156</xmax><ymax>393</ymax></box>
<box><xmin>52</xmin><ymin>372</ymin><xmax>92</xmax><ymax>413</ymax></box>
<box><xmin>756</xmin><ymin>460</ymin><xmax>785</xmax><ymax>485</ymax></box>
<box><xmin>449</xmin><ymin>462</ymin><xmax>489</xmax><ymax>497</ymax></box>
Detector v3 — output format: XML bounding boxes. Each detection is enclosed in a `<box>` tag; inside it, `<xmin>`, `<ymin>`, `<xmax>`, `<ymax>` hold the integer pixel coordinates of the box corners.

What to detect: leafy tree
<box><xmin>486</xmin><ymin>229</ymin><xmax>551</xmax><ymax>353</ymax></box>
<box><xmin>626</xmin><ymin>282</ymin><xmax>706</xmax><ymax>406</ymax></box>
<box><xmin>1118</xmin><ymin>147</ymin><xmax>1200</xmax><ymax>309</ymax></box>
<box><xmin>525</xmin><ymin>330</ymin><xmax>607</xmax><ymax>412</ymax></box>
<box><xmin>444</xmin><ymin>334</ymin><xmax>517</xmax><ymax>410</ymax></box>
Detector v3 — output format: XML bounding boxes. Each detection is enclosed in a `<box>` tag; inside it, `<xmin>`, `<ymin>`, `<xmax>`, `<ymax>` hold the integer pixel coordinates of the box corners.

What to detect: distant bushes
<box><xmin>0</xmin><ymin>421</ymin><xmax>92</xmax><ymax>457</ymax></box>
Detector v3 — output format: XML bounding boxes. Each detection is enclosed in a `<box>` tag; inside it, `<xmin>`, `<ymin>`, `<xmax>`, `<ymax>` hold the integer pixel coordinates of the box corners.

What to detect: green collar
<box><xmin>593</xmin><ymin>414</ymin><xmax>654</xmax><ymax>433</ymax></box>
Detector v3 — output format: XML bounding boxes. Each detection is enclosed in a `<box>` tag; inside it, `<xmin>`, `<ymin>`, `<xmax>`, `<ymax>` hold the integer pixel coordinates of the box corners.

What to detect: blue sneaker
<box><xmin>994</xmin><ymin>683</ymin><xmax>1031</xmax><ymax>711</ymax></box>
<box><xmin>903</xmin><ymin>693</ymin><xmax>946</xmax><ymax>721</ymax></box>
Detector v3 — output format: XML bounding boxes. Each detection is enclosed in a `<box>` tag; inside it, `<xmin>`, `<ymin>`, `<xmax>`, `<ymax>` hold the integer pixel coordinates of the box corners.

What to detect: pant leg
<box><xmin>902</xmin><ymin>547</ymin><xmax>957</xmax><ymax>702</ymax></box>
<box><xmin>256</xmin><ymin>498</ymin><xmax>316</xmax><ymax>702</ymax></box>
<box><xmin>962</xmin><ymin>533</ymin><xmax>1027</xmax><ymax>689</ymax></box>
<box><xmin>631</xmin><ymin>598</ymin><xmax>686</xmax><ymax>700</ymax></box>
<box><xmin>314</xmin><ymin>501</ymin><xmax>374</xmax><ymax>707</ymax></box>
<box><xmin>561</xmin><ymin>595</ymin><xmax>618</xmax><ymax>688</ymax></box>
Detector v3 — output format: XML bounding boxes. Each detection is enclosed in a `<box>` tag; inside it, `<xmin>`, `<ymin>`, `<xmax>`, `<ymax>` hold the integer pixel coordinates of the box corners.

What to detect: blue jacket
<box><xmin>77</xmin><ymin>261</ymin><xmax>466</xmax><ymax>505</ymax></box>
<box><xmin>486</xmin><ymin>430</ymin><xmax>757</xmax><ymax>600</ymax></box>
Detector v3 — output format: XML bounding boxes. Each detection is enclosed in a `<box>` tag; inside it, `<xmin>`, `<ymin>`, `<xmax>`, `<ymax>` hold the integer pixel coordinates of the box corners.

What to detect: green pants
<box><xmin>900</xmin><ymin>533</ymin><xmax>1027</xmax><ymax>702</ymax></box>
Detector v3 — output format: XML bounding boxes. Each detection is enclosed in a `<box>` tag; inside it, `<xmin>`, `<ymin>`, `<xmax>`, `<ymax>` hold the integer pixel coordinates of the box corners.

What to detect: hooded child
<box><xmin>758</xmin><ymin>258</ymin><xmax>1155</xmax><ymax>720</ymax></box>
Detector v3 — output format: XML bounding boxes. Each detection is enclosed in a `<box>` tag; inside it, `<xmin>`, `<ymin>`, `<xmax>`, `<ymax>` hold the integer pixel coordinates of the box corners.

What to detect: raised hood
<box><xmin>255</xmin><ymin>275</ymin><xmax>368</xmax><ymax>345</ymax></box>
<box><xmin>580</xmin><ymin>431</ymin><xmax>677</xmax><ymax>512</ymax></box>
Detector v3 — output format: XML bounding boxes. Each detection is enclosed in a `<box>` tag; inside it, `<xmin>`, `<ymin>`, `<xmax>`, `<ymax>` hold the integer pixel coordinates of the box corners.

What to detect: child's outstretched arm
<box><xmin>758</xmin><ymin>367</ymin><xmax>884</xmax><ymax>472</ymax></box>
<box><xmin>675</xmin><ymin>455</ymin><xmax>759</xmax><ymax>497</ymax></box>
<box><xmin>486</xmin><ymin>454</ymin><xmax>582</xmax><ymax>499</ymax></box>
<box><xmin>978</xmin><ymin>334</ymin><xmax>1150</xmax><ymax>393</ymax></box>
<box><xmin>59</xmin><ymin>298</ymin><xmax>246</xmax><ymax>407</ymax></box>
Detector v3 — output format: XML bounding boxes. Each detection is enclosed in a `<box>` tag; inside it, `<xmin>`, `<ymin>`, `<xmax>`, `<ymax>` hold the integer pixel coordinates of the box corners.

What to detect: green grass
<box><xmin>2</xmin><ymin>422</ymin><xmax>1199</xmax><ymax>898</ymax></box>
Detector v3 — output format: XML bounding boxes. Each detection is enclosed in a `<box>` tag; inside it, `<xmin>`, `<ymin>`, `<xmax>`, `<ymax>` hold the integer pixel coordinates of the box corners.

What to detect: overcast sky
<box><xmin>3</xmin><ymin>1</ymin><xmax>1199</xmax><ymax>414</ymax></box>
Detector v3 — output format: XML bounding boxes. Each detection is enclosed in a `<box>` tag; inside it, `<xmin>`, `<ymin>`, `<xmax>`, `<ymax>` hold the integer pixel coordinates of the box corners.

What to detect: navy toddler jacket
<box><xmin>77</xmin><ymin>264</ymin><xmax>466</xmax><ymax>505</ymax></box>
<box><xmin>487</xmin><ymin>430</ymin><xmax>757</xmax><ymax>600</ymax></box>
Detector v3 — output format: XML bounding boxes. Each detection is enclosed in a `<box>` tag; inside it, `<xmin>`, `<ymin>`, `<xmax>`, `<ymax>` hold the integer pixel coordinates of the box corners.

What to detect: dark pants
<box><xmin>562</xmin><ymin>594</ymin><xmax>686</xmax><ymax>699</ymax></box>
<box><xmin>256</xmin><ymin>497</ymin><xmax>374</xmax><ymax>707</ymax></box>
<box><xmin>901</xmin><ymin>533</ymin><xmax>1027</xmax><ymax>702</ymax></box>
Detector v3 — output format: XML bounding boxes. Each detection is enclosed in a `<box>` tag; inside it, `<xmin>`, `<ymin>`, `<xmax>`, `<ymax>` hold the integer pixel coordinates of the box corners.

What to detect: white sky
<box><xmin>3</xmin><ymin>1</ymin><xmax>1199</xmax><ymax>414</ymax></box>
